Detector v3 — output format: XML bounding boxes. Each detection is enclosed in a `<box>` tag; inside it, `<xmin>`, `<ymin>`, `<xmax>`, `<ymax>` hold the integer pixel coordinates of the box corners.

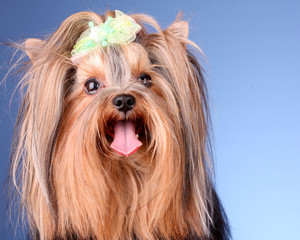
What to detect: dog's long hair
<box><xmin>9</xmin><ymin>10</ymin><xmax>230</xmax><ymax>240</ymax></box>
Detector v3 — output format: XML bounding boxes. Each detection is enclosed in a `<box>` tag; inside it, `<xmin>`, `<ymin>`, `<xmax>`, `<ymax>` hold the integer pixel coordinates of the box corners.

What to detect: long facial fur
<box><xmin>9</xmin><ymin>11</ymin><xmax>230</xmax><ymax>240</ymax></box>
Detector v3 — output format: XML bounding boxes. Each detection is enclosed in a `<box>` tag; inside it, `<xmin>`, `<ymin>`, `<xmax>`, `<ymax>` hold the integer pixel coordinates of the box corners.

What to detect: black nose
<box><xmin>113</xmin><ymin>94</ymin><xmax>136</xmax><ymax>113</ymax></box>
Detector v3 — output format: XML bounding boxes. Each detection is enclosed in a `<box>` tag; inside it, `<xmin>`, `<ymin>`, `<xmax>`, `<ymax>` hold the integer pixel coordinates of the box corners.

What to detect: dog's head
<box><xmin>11</xmin><ymin>10</ymin><xmax>214</xmax><ymax>240</ymax></box>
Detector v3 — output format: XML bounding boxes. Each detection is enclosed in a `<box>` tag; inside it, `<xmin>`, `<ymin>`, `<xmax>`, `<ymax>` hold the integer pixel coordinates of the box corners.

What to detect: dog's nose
<box><xmin>113</xmin><ymin>94</ymin><xmax>136</xmax><ymax>113</ymax></box>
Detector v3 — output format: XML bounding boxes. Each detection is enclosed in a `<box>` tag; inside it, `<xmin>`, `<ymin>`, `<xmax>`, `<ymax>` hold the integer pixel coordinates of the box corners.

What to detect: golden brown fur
<box><xmin>9</xmin><ymin>10</ymin><xmax>230</xmax><ymax>240</ymax></box>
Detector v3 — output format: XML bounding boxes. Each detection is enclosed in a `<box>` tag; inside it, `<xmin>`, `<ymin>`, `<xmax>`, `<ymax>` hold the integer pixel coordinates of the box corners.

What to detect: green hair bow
<box><xmin>71</xmin><ymin>10</ymin><xmax>142</xmax><ymax>60</ymax></box>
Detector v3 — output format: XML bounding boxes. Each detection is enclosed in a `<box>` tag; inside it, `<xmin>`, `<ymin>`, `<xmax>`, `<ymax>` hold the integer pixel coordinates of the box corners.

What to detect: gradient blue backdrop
<box><xmin>1</xmin><ymin>0</ymin><xmax>299</xmax><ymax>239</ymax></box>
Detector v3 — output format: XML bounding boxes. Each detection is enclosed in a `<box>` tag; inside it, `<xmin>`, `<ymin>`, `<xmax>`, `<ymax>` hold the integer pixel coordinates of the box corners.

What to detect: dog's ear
<box><xmin>25</xmin><ymin>38</ymin><xmax>45</xmax><ymax>61</ymax></box>
<box><xmin>166</xmin><ymin>21</ymin><xmax>189</xmax><ymax>39</ymax></box>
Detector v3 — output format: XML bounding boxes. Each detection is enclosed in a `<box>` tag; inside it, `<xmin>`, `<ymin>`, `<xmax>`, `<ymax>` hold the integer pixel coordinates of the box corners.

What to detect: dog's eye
<box><xmin>84</xmin><ymin>78</ymin><xmax>102</xmax><ymax>94</ymax></box>
<box><xmin>138</xmin><ymin>73</ymin><xmax>152</xmax><ymax>88</ymax></box>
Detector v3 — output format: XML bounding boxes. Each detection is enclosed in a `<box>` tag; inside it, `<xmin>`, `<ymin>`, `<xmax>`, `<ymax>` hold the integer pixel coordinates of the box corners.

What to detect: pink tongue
<box><xmin>111</xmin><ymin>120</ymin><xmax>142</xmax><ymax>156</ymax></box>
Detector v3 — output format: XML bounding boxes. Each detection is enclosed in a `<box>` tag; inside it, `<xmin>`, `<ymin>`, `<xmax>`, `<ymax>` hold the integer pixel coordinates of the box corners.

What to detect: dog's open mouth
<box><xmin>106</xmin><ymin>119</ymin><xmax>147</xmax><ymax>156</ymax></box>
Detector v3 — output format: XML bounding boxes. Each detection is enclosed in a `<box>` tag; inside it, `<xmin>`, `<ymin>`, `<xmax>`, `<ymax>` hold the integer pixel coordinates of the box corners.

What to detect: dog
<box><xmin>9</xmin><ymin>10</ymin><xmax>230</xmax><ymax>240</ymax></box>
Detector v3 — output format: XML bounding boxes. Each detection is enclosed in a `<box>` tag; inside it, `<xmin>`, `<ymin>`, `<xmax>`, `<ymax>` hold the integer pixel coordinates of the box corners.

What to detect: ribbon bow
<box><xmin>71</xmin><ymin>10</ymin><xmax>142</xmax><ymax>59</ymax></box>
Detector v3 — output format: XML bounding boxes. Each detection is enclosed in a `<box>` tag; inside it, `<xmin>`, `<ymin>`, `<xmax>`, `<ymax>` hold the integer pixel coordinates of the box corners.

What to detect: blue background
<box><xmin>1</xmin><ymin>0</ymin><xmax>299</xmax><ymax>239</ymax></box>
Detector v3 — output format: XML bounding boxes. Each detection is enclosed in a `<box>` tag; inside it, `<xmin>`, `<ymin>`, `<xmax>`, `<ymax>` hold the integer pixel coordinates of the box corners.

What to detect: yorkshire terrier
<box><xmin>9</xmin><ymin>10</ymin><xmax>230</xmax><ymax>240</ymax></box>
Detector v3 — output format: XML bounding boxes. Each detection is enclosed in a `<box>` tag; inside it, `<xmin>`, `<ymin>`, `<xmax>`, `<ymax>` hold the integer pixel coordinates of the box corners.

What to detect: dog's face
<box><xmin>11</xmin><ymin>11</ymin><xmax>218</xmax><ymax>240</ymax></box>
<box><xmin>62</xmin><ymin>39</ymin><xmax>188</xmax><ymax>158</ymax></box>
<box><xmin>64</xmin><ymin>43</ymin><xmax>158</xmax><ymax>159</ymax></box>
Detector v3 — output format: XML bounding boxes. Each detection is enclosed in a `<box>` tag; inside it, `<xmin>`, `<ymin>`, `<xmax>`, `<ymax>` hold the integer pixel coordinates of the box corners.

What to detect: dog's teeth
<box><xmin>136</xmin><ymin>134</ymin><xmax>139</xmax><ymax>139</ymax></box>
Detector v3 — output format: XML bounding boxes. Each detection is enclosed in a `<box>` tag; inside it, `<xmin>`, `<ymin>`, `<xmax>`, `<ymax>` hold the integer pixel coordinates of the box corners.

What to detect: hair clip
<box><xmin>71</xmin><ymin>10</ymin><xmax>142</xmax><ymax>61</ymax></box>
